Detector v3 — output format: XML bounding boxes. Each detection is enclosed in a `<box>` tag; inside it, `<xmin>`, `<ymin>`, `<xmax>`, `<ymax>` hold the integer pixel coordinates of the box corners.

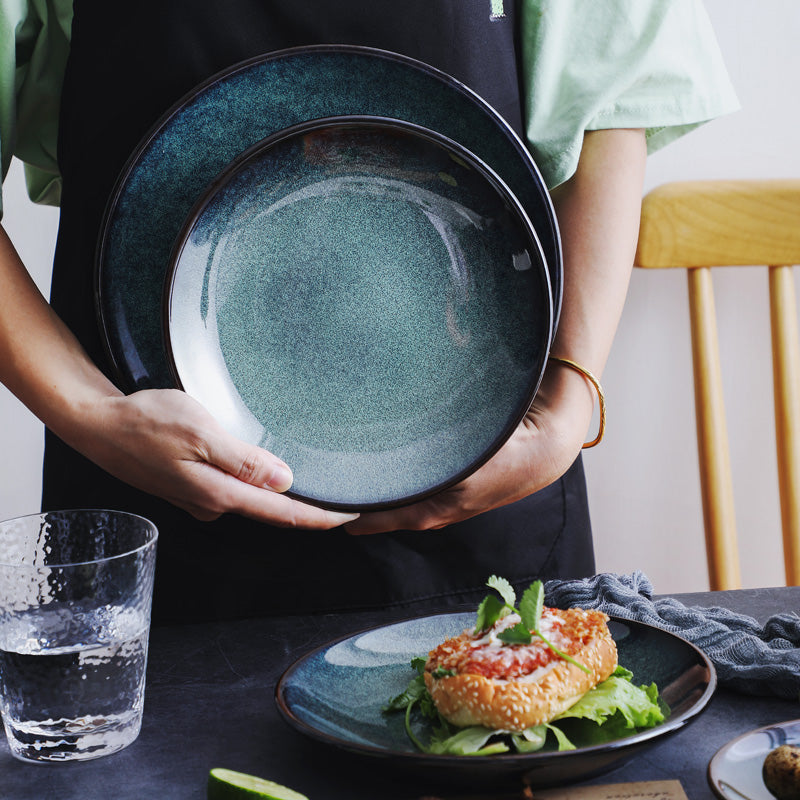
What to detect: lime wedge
<box><xmin>207</xmin><ymin>768</ymin><xmax>309</xmax><ymax>800</ymax></box>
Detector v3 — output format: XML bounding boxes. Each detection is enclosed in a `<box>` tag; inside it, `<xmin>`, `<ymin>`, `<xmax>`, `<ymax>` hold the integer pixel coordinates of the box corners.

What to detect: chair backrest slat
<box><xmin>687</xmin><ymin>267</ymin><xmax>740</xmax><ymax>589</ymax></box>
<box><xmin>769</xmin><ymin>265</ymin><xmax>800</xmax><ymax>584</ymax></box>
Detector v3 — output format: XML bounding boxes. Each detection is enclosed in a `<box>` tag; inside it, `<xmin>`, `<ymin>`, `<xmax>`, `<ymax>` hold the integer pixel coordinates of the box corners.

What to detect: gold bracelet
<box><xmin>548</xmin><ymin>356</ymin><xmax>606</xmax><ymax>448</ymax></box>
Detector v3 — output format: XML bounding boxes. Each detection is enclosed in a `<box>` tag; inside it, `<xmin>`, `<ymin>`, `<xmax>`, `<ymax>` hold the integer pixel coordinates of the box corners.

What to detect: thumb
<box><xmin>204</xmin><ymin>431</ymin><xmax>294</xmax><ymax>492</ymax></box>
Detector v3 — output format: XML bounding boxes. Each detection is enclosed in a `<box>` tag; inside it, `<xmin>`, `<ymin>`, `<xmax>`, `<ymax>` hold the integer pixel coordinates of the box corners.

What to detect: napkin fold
<box><xmin>543</xmin><ymin>572</ymin><xmax>800</xmax><ymax>699</ymax></box>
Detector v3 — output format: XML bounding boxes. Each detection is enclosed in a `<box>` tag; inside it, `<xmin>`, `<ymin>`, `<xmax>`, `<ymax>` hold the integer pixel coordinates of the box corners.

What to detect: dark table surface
<box><xmin>3</xmin><ymin>586</ymin><xmax>800</xmax><ymax>800</ymax></box>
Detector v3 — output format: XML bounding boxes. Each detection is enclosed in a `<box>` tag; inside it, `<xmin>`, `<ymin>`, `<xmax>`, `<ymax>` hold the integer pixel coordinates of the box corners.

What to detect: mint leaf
<box><xmin>411</xmin><ymin>656</ymin><xmax>427</xmax><ymax>674</ymax></box>
<box><xmin>474</xmin><ymin>593</ymin><xmax>506</xmax><ymax>633</ymax></box>
<box><xmin>497</xmin><ymin>621</ymin><xmax>532</xmax><ymax>645</ymax></box>
<box><xmin>487</xmin><ymin>575</ymin><xmax>516</xmax><ymax>607</ymax></box>
<box><xmin>519</xmin><ymin>580</ymin><xmax>544</xmax><ymax>631</ymax></box>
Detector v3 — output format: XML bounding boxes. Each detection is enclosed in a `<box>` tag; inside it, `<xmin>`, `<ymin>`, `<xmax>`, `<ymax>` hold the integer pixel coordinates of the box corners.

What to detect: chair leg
<box><xmin>688</xmin><ymin>267</ymin><xmax>741</xmax><ymax>589</ymax></box>
<box><xmin>769</xmin><ymin>265</ymin><xmax>800</xmax><ymax>585</ymax></box>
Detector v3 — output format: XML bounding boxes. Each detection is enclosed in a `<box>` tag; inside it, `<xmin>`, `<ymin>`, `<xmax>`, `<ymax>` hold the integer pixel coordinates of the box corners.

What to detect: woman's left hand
<box><xmin>346</xmin><ymin>127</ymin><xmax>648</xmax><ymax>536</ymax></box>
<box><xmin>344</xmin><ymin>360</ymin><xmax>594</xmax><ymax>534</ymax></box>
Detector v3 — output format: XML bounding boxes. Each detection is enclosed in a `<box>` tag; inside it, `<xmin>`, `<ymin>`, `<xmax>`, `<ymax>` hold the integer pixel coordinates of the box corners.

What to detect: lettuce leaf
<box><xmin>428</xmin><ymin>726</ymin><xmax>510</xmax><ymax>756</ymax></box>
<box><xmin>554</xmin><ymin>667</ymin><xmax>665</xmax><ymax>730</ymax></box>
<box><xmin>510</xmin><ymin>725</ymin><xmax>548</xmax><ymax>753</ymax></box>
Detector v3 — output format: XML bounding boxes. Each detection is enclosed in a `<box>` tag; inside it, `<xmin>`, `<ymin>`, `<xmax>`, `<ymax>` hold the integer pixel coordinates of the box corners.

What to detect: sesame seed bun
<box><xmin>423</xmin><ymin>608</ymin><xmax>618</xmax><ymax>731</ymax></box>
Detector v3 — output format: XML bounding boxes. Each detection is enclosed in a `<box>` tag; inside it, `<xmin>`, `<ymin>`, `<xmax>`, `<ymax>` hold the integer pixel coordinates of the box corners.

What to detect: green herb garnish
<box><xmin>475</xmin><ymin>576</ymin><xmax>590</xmax><ymax>674</ymax></box>
<box><xmin>382</xmin><ymin>658</ymin><xmax>508</xmax><ymax>755</ymax></box>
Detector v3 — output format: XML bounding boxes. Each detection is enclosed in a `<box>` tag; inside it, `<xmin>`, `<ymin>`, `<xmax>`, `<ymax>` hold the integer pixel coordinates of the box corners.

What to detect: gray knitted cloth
<box><xmin>543</xmin><ymin>572</ymin><xmax>800</xmax><ymax>699</ymax></box>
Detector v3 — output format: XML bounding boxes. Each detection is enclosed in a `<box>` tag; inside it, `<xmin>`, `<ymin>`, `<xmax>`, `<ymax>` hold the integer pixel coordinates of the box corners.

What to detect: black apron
<box><xmin>44</xmin><ymin>0</ymin><xmax>595</xmax><ymax>625</ymax></box>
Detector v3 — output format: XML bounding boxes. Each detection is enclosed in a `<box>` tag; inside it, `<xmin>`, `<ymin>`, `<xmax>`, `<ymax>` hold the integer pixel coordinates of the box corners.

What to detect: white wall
<box><xmin>1</xmin><ymin>1</ymin><xmax>798</xmax><ymax>592</ymax></box>
<box><xmin>0</xmin><ymin>162</ymin><xmax>58</xmax><ymax>519</ymax></box>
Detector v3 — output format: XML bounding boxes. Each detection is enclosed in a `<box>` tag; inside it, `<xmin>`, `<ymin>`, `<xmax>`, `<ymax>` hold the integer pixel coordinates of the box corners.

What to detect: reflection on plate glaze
<box><xmin>324</xmin><ymin>613</ymin><xmax>469</xmax><ymax>668</ymax></box>
<box><xmin>718</xmin><ymin>781</ymin><xmax>756</xmax><ymax>800</ymax></box>
<box><xmin>709</xmin><ymin>719</ymin><xmax>800</xmax><ymax>800</ymax></box>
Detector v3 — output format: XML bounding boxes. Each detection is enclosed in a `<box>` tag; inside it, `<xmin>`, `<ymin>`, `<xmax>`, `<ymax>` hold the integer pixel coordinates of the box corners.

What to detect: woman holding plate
<box><xmin>0</xmin><ymin>1</ymin><xmax>737</xmax><ymax>622</ymax></box>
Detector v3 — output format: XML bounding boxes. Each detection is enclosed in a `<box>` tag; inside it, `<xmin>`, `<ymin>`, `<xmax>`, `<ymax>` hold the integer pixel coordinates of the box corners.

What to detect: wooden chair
<box><xmin>634</xmin><ymin>179</ymin><xmax>800</xmax><ymax>589</ymax></box>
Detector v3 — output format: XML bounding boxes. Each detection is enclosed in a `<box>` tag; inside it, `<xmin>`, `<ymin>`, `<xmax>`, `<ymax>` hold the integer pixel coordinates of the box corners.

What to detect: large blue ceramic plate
<box><xmin>708</xmin><ymin>719</ymin><xmax>800</xmax><ymax>800</ymax></box>
<box><xmin>96</xmin><ymin>45</ymin><xmax>559</xmax><ymax>392</ymax></box>
<box><xmin>164</xmin><ymin>117</ymin><xmax>550</xmax><ymax>510</ymax></box>
<box><xmin>275</xmin><ymin>612</ymin><xmax>716</xmax><ymax>787</ymax></box>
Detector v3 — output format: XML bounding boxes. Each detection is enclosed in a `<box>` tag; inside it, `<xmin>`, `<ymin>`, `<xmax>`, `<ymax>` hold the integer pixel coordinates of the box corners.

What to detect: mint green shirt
<box><xmin>0</xmin><ymin>0</ymin><xmax>70</xmax><ymax>209</ymax></box>
<box><xmin>0</xmin><ymin>0</ymin><xmax>738</xmax><ymax>213</ymax></box>
<box><xmin>518</xmin><ymin>0</ymin><xmax>739</xmax><ymax>187</ymax></box>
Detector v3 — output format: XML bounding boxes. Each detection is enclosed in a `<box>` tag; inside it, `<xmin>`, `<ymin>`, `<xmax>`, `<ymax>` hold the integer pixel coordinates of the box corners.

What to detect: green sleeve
<box><xmin>0</xmin><ymin>0</ymin><xmax>72</xmax><ymax>215</ymax></box>
<box><xmin>518</xmin><ymin>0</ymin><xmax>740</xmax><ymax>189</ymax></box>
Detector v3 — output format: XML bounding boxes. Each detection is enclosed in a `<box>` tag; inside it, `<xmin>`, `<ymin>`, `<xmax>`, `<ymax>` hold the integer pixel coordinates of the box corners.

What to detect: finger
<box><xmin>174</xmin><ymin>458</ymin><xmax>357</xmax><ymax>529</ymax></box>
<box><xmin>345</xmin><ymin>501</ymin><xmax>447</xmax><ymax>535</ymax></box>
<box><xmin>187</xmin><ymin>423</ymin><xmax>359</xmax><ymax>527</ymax></box>
<box><xmin>202</xmin><ymin>429</ymin><xmax>295</xmax><ymax>492</ymax></box>
<box><xmin>220</xmin><ymin>473</ymin><xmax>360</xmax><ymax>529</ymax></box>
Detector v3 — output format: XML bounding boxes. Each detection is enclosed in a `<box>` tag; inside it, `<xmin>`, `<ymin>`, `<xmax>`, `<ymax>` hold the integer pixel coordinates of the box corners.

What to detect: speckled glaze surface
<box><xmin>275</xmin><ymin>613</ymin><xmax>716</xmax><ymax>786</ymax></box>
<box><xmin>165</xmin><ymin>118</ymin><xmax>550</xmax><ymax>510</ymax></box>
<box><xmin>96</xmin><ymin>45</ymin><xmax>560</xmax><ymax>392</ymax></box>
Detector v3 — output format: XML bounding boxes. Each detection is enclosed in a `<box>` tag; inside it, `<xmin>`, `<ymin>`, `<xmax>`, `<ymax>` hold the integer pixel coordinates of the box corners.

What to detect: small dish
<box><xmin>708</xmin><ymin>719</ymin><xmax>800</xmax><ymax>799</ymax></box>
<box><xmin>95</xmin><ymin>45</ymin><xmax>559</xmax><ymax>392</ymax></box>
<box><xmin>164</xmin><ymin>117</ymin><xmax>551</xmax><ymax>510</ymax></box>
<box><xmin>275</xmin><ymin>612</ymin><xmax>716</xmax><ymax>787</ymax></box>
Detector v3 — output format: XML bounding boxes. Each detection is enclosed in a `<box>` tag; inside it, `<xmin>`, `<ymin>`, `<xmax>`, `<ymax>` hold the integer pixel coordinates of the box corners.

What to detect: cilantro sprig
<box><xmin>382</xmin><ymin>658</ymin><xmax>509</xmax><ymax>755</ymax></box>
<box><xmin>474</xmin><ymin>576</ymin><xmax>590</xmax><ymax>674</ymax></box>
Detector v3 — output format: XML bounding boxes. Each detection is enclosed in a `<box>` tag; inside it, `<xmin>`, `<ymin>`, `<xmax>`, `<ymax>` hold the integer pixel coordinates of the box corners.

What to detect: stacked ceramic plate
<box><xmin>95</xmin><ymin>45</ymin><xmax>561</xmax><ymax>511</ymax></box>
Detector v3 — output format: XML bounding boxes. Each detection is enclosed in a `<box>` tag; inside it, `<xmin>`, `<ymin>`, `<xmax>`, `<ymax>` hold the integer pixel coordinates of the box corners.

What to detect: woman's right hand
<box><xmin>73</xmin><ymin>387</ymin><xmax>358</xmax><ymax>528</ymax></box>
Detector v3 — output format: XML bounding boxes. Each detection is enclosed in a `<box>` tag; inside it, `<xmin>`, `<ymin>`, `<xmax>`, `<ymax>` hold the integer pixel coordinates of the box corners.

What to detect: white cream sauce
<box><xmin>465</xmin><ymin>609</ymin><xmax>571</xmax><ymax>679</ymax></box>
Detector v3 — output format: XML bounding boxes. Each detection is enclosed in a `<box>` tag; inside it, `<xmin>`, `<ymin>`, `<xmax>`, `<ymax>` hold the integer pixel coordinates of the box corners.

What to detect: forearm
<box><xmin>549</xmin><ymin>128</ymin><xmax>647</xmax><ymax>378</ymax></box>
<box><xmin>0</xmin><ymin>225</ymin><xmax>121</xmax><ymax>444</ymax></box>
<box><xmin>531</xmin><ymin>127</ymin><xmax>647</xmax><ymax>447</ymax></box>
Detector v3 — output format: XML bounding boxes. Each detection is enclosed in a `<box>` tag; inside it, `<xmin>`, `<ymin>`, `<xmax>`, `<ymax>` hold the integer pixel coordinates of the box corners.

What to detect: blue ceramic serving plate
<box><xmin>163</xmin><ymin>117</ymin><xmax>550</xmax><ymax>510</ymax></box>
<box><xmin>96</xmin><ymin>45</ymin><xmax>560</xmax><ymax>393</ymax></box>
<box><xmin>275</xmin><ymin>613</ymin><xmax>716</xmax><ymax>787</ymax></box>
